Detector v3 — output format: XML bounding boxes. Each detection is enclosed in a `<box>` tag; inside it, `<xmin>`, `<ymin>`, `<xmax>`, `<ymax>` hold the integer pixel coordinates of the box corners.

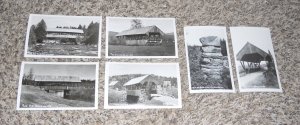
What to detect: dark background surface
<box><xmin>0</xmin><ymin>0</ymin><xmax>299</xmax><ymax>124</ymax></box>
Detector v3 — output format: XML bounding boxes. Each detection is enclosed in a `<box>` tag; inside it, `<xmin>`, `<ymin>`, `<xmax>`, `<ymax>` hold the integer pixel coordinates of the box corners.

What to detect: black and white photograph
<box><xmin>104</xmin><ymin>62</ymin><xmax>182</xmax><ymax>109</ymax></box>
<box><xmin>106</xmin><ymin>17</ymin><xmax>178</xmax><ymax>58</ymax></box>
<box><xmin>24</xmin><ymin>14</ymin><xmax>102</xmax><ymax>58</ymax></box>
<box><xmin>184</xmin><ymin>26</ymin><xmax>235</xmax><ymax>93</ymax></box>
<box><xmin>16</xmin><ymin>62</ymin><xmax>99</xmax><ymax>110</ymax></box>
<box><xmin>230</xmin><ymin>27</ymin><xmax>282</xmax><ymax>92</ymax></box>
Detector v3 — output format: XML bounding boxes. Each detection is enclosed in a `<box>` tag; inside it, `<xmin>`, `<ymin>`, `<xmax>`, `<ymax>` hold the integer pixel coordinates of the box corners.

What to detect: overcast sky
<box><xmin>23</xmin><ymin>64</ymin><xmax>96</xmax><ymax>80</ymax></box>
<box><xmin>230</xmin><ymin>27</ymin><xmax>276</xmax><ymax>57</ymax></box>
<box><xmin>30</xmin><ymin>15</ymin><xmax>101</xmax><ymax>28</ymax></box>
<box><xmin>184</xmin><ymin>26</ymin><xmax>227</xmax><ymax>46</ymax></box>
<box><xmin>108</xmin><ymin>63</ymin><xmax>178</xmax><ymax>77</ymax></box>
<box><xmin>107</xmin><ymin>17</ymin><xmax>176</xmax><ymax>33</ymax></box>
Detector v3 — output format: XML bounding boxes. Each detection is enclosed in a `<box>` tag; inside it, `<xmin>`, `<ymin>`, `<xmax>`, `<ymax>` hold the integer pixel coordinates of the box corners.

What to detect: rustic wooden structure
<box><xmin>115</xmin><ymin>26</ymin><xmax>165</xmax><ymax>46</ymax></box>
<box><xmin>236</xmin><ymin>42</ymin><xmax>270</xmax><ymax>73</ymax></box>
<box><xmin>109</xmin><ymin>81</ymin><xmax>122</xmax><ymax>90</ymax></box>
<box><xmin>33</xmin><ymin>75</ymin><xmax>93</xmax><ymax>98</ymax></box>
<box><xmin>123</xmin><ymin>75</ymin><xmax>161</xmax><ymax>103</ymax></box>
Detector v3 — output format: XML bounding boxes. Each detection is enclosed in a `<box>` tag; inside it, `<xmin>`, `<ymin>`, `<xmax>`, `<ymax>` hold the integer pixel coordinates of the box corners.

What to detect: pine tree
<box><xmin>34</xmin><ymin>19</ymin><xmax>47</xmax><ymax>43</ymax></box>
<box><xmin>78</xmin><ymin>24</ymin><xmax>83</xmax><ymax>29</ymax></box>
<box><xmin>28</xmin><ymin>25</ymin><xmax>37</xmax><ymax>47</ymax></box>
<box><xmin>220</xmin><ymin>39</ymin><xmax>227</xmax><ymax>56</ymax></box>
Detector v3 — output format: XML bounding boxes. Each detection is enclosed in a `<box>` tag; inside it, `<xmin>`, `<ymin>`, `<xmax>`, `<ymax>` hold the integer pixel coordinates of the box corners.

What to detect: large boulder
<box><xmin>199</xmin><ymin>36</ymin><xmax>221</xmax><ymax>47</ymax></box>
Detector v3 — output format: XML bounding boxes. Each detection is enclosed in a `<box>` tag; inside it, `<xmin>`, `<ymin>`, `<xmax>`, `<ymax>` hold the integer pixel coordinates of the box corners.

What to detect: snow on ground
<box><xmin>239</xmin><ymin>71</ymin><xmax>267</xmax><ymax>88</ymax></box>
<box><xmin>110</xmin><ymin>95</ymin><xmax>179</xmax><ymax>106</ymax></box>
<box><xmin>20</xmin><ymin>85</ymin><xmax>94</xmax><ymax>108</ymax></box>
<box><xmin>151</xmin><ymin>96</ymin><xmax>178</xmax><ymax>106</ymax></box>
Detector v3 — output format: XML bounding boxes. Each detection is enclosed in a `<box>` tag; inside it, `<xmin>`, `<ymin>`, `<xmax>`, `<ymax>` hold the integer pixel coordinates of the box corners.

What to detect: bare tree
<box><xmin>23</xmin><ymin>68</ymin><xmax>35</xmax><ymax>85</ymax></box>
<box><xmin>130</xmin><ymin>19</ymin><xmax>143</xmax><ymax>29</ymax></box>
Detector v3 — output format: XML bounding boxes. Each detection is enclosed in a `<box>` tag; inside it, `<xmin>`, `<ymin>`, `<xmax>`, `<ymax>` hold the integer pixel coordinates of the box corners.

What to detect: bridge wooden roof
<box><xmin>34</xmin><ymin>75</ymin><xmax>81</xmax><ymax>82</ymax></box>
<box><xmin>123</xmin><ymin>75</ymin><xmax>149</xmax><ymax>86</ymax></box>
<box><xmin>236</xmin><ymin>42</ymin><xmax>269</xmax><ymax>62</ymax></box>
<box><xmin>115</xmin><ymin>26</ymin><xmax>165</xmax><ymax>37</ymax></box>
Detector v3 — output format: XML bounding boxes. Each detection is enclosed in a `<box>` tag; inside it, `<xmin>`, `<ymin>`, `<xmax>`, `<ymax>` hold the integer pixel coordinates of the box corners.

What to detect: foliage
<box><xmin>22</xmin><ymin>68</ymin><xmax>35</xmax><ymax>85</ymax></box>
<box><xmin>68</xmin><ymin>88</ymin><xmax>95</xmax><ymax>102</ymax></box>
<box><xmin>221</xmin><ymin>66</ymin><xmax>232</xmax><ymax>89</ymax></box>
<box><xmin>82</xmin><ymin>21</ymin><xmax>100</xmax><ymax>45</ymax></box>
<box><xmin>28</xmin><ymin>25</ymin><xmax>37</xmax><ymax>46</ymax></box>
<box><xmin>108</xmin><ymin>89</ymin><xmax>126</xmax><ymax>103</ymax></box>
<box><xmin>60</xmin><ymin>38</ymin><xmax>77</xmax><ymax>45</ymax></box>
<box><xmin>34</xmin><ymin>19</ymin><xmax>47</xmax><ymax>43</ymax></box>
<box><xmin>130</xmin><ymin>19</ymin><xmax>143</xmax><ymax>29</ymax></box>
<box><xmin>220</xmin><ymin>38</ymin><xmax>227</xmax><ymax>56</ymax></box>
<box><xmin>108</xmin><ymin>31</ymin><xmax>119</xmax><ymax>45</ymax></box>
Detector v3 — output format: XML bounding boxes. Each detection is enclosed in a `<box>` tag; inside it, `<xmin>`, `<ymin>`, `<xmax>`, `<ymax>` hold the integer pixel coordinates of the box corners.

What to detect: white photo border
<box><xmin>24</xmin><ymin>14</ymin><xmax>102</xmax><ymax>58</ymax></box>
<box><xmin>104</xmin><ymin>62</ymin><xmax>182</xmax><ymax>109</ymax></box>
<box><xmin>184</xmin><ymin>26</ymin><xmax>236</xmax><ymax>93</ymax></box>
<box><xmin>105</xmin><ymin>17</ymin><xmax>179</xmax><ymax>59</ymax></box>
<box><xmin>230</xmin><ymin>27</ymin><xmax>283</xmax><ymax>92</ymax></box>
<box><xmin>16</xmin><ymin>61</ymin><xmax>99</xmax><ymax>110</ymax></box>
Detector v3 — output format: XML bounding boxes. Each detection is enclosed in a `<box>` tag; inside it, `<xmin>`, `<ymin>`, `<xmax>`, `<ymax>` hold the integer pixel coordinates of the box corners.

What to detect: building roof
<box><xmin>123</xmin><ymin>75</ymin><xmax>149</xmax><ymax>86</ymax></box>
<box><xmin>109</xmin><ymin>81</ymin><xmax>118</xmax><ymax>86</ymax></box>
<box><xmin>115</xmin><ymin>26</ymin><xmax>164</xmax><ymax>36</ymax></box>
<box><xmin>47</xmin><ymin>28</ymin><xmax>84</xmax><ymax>34</ymax></box>
<box><xmin>34</xmin><ymin>75</ymin><xmax>81</xmax><ymax>82</ymax></box>
<box><xmin>236</xmin><ymin>42</ymin><xmax>269</xmax><ymax>62</ymax></box>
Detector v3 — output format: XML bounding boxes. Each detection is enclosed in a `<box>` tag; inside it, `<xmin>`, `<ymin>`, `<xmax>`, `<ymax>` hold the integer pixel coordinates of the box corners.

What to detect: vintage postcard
<box><xmin>17</xmin><ymin>62</ymin><xmax>99</xmax><ymax>110</ymax></box>
<box><xmin>104</xmin><ymin>62</ymin><xmax>182</xmax><ymax>109</ymax></box>
<box><xmin>106</xmin><ymin>17</ymin><xmax>178</xmax><ymax>58</ymax></box>
<box><xmin>230</xmin><ymin>27</ymin><xmax>282</xmax><ymax>92</ymax></box>
<box><xmin>24</xmin><ymin>14</ymin><xmax>102</xmax><ymax>58</ymax></box>
<box><xmin>184</xmin><ymin>26</ymin><xmax>235</xmax><ymax>93</ymax></box>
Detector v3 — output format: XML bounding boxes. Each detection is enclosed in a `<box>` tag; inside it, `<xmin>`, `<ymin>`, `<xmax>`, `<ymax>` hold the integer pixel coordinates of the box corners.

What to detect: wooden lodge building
<box><xmin>45</xmin><ymin>28</ymin><xmax>84</xmax><ymax>44</ymax></box>
<box><xmin>115</xmin><ymin>25</ymin><xmax>165</xmax><ymax>46</ymax></box>
<box><xmin>236</xmin><ymin>42</ymin><xmax>272</xmax><ymax>73</ymax></box>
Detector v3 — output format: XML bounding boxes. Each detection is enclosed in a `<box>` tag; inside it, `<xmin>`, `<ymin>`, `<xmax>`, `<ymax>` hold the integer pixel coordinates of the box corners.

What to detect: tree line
<box><xmin>28</xmin><ymin>19</ymin><xmax>100</xmax><ymax>46</ymax></box>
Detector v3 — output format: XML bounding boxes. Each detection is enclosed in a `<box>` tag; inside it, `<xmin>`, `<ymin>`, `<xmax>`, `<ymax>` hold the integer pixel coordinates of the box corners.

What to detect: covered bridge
<box><xmin>123</xmin><ymin>75</ymin><xmax>161</xmax><ymax>103</ymax></box>
<box><xmin>115</xmin><ymin>26</ymin><xmax>165</xmax><ymax>46</ymax></box>
<box><xmin>33</xmin><ymin>75</ymin><xmax>87</xmax><ymax>98</ymax></box>
<box><xmin>236</xmin><ymin>42</ymin><xmax>272</xmax><ymax>73</ymax></box>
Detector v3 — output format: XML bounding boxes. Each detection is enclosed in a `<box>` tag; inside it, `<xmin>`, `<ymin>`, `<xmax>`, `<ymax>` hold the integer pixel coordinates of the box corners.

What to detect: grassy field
<box><xmin>20</xmin><ymin>85</ymin><xmax>94</xmax><ymax>108</ymax></box>
<box><xmin>108</xmin><ymin>45</ymin><xmax>175</xmax><ymax>56</ymax></box>
<box><xmin>28</xmin><ymin>44</ymin><xmax>98</xmax><ymax>56</ymax></box>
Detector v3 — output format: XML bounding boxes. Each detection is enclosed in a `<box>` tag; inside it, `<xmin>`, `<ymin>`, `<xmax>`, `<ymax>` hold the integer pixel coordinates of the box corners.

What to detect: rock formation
<box><xmin>199</xmin><ymin>36</ymin><xmax>229</xmax><ymax>85</ymax></box>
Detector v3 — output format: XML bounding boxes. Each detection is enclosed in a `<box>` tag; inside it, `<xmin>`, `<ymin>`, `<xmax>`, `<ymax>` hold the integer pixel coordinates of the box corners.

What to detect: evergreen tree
<box><xmin>28</xmin><ymin>25</ymin><xmax>37</xmax><ymax>46</ymax></box>
<box><xmin>83</xmin><ymin>22</ymin><xmax>99</xmax><ymax>45</ymax></box>
<box><xmin>220</xmin><ymin>39</ymin><xmax>227</xmax><ymax>56</ymax></box>
<box><xmin>34</xmin><ymin>19</ymin><xmax>47</xmax><ymax>43</ymax></box>
<box><xmin>78</xmin><ymin>24</ymin><xmax>83</xmax><ymax>29</ymax></box>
